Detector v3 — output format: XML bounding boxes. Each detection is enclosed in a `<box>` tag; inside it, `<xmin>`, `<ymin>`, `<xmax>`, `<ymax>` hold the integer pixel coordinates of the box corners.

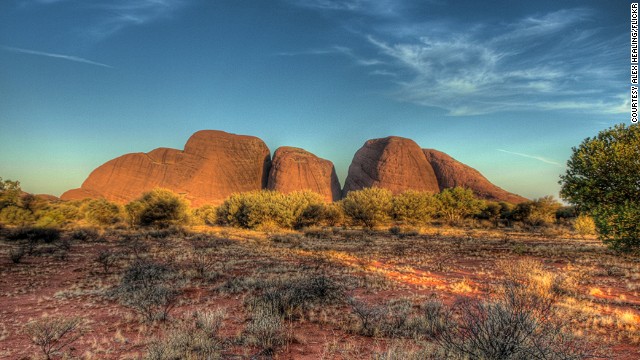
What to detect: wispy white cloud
<box><xmin>290</xmin><ymin>2</ymin><xmax>626</xmax><ymax>116</ymax></box>
<box><xmin>361</xmin><ymin>8</ymin><xmax>626</xmax><ymax>116</ymax></box>
<box><xmin>277</xmin><ymin>45</ymin><xmax>384</xmax><ymax>66</ymax></box>
<box><xmin>496</xmin><ymin>149</ymin><xmax>562</xmax><ymax>166</ymax></box>
<box><xmin>289</xmin><ymin>0</ymin><xmax>401</xmax><ymax>17</ymax></box>
<box><xmin>27</xmin><ymin>0</ymin><xmax>189</xmax><ymax>40</ymax></box>
<box><xmin>86</xmin><ymin>0</ymin><xmax>188</xmax><ymax>39</ymax></box>
<box><xmin>2</xmin><ymin>46</ymin><xmax>113</xmax><ymax>68</ymax></box>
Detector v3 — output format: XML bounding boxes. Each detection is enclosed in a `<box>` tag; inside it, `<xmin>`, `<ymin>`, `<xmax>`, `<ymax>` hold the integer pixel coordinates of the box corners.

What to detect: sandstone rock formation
<box><xmin>62</xmin><ymin>130</ymin><xmax>527</xmax><ymax>206</ymax></box>
<box><xmin>342</xmin><ymin>136</ymin><xmax>440</xmax><ymax>196</ymax></box>
<box><xmin>423</xmin><ymin>149</ymin><xmax>528</xmax><ymax>204</ymax></box>
<box><xmin>267</xmin><ymin>147</ymin><xmax>341</xmax><ymax>202</ymax></box>
<box><xmin>61</xmin><ymin>130</ymin><xmax>271</xmax><ymax>207</ymax></box>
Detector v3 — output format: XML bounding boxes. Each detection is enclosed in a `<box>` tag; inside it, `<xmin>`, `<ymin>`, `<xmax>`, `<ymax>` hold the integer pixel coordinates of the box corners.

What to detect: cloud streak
<box><xmin>291</xmin><ymin>2</ymin><xmax>627</xmax><ymax>116</ymax></box>
<box><xmin>496</xmin><ymin>149</ymin><xmax>562</xmax><ymax>166</ymax></box>
<box><xmin>27</xmin><ymin>0</ymin><xmax>189</xmax><ymax>40</ymax></box>
<box><xmin>2</xmin><ymin>46</ymin><xmax>113</xmax><ymax>68</ymax></box>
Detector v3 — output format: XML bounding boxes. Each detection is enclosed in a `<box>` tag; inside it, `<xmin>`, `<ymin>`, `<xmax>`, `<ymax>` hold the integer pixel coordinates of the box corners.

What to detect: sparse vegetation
<box><xmin>24</xmin><ymin>316</ymin><xmax>84</xmax><ymax>360</ymax></box>
<box><xmin>112</xmin><ymin>261</ymin><xmax>180</xmax><ymax>322</ymax></box>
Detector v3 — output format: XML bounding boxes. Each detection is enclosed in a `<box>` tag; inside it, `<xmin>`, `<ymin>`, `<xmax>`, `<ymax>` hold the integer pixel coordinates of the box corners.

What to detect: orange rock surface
<box><xmin>61</xmin><ymin>130</ymin><xmax>271</xmax><ymax>206</ymax></box>
<box><xmin>423</xmin><ymin>148</ymin><xmax>528</xmax><ymax>204</ymax></box>
<box><xmin>342</xmin><ymin>136</ymin><xmax>440</xmax><ymax>196</ymax></box>
<box><xmin>267</xmin><ymin>147</ymin><xmax>341</xmax><ymax>202</ymax></box>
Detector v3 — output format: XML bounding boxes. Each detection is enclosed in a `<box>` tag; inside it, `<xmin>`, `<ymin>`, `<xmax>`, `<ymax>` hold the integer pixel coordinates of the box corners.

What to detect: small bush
<box><xmin>437</xmin><ymin>281</ymin><xmax>595</xmax><ymax>359</ymax></box>
<box><xmin>95</xmin><ymin>249</ymin><xmax>118</xmax><ymax>274</ymax></box>
<box><xmin>216</xmin><ymin>190</ymin><xmax>291</xmax><ymax>229</ymax></box>
<box><xmin>391</xmin><ymin>190</ymin><xmax>437</xmax><ymax>225</ymax></box>
<box><xmin>113</xmin><ymin>261</ymin><xmax>179</xmax><ymax>322</ymax></box>
<box><xmin>9</xmin><ymin>246</ymin><xmax>26</xmax><ymax>264</ymax></box>
<box><xmin>435</xmin><ymin>187</ymin><xmax>483</xmax><ymax>225</ymax></box>
<box><xmin>192</xmin><ymin>205</ymin><xmax>217</xmax><ymax>226</ymax></box>
<box><xmin>127</xmin><ymin>189</ymin><xmax>189</xmax><ymax>228</ymax></box>
<box><xmin>348</xmin><ymin>298</ymin><xmax>384</xmax><ymax>337</ymax></box>
<box><xmin>0</xmin><ymin>205</ymin><xmax>35</xmax><ymax>226</ymax></box>
<box><xmin>24</xmin><ymin>316</ymin><xmax>84</xmax><ymax>360</ymax></box>
<box><xmin>7</xmin><ymin>226</ymin><xmax>61</xmax><ymax>244</ymax></box>
<box><xmin>82</xmin><ymin>199</ymin><xmax>121</xmax><ymax>226</ymax></box>
<box><xmin>69</xmin><ymin>227</ymin><xmax>100</xmax><ymax>242</ymax></box>
<box><xmin>145</xmin><ymin>309</ymin><xmax>226</xmax><ymax>360</ymax></box>
<box><xmin>341</xmin><ymin>187</ymin><xmax>393</xmax><ymax>229</ymax></box>
<box><xmin>245</xmin><ymin>301</ymin><xmax>287</xmax><ymax>355</ymax></box>
<box><xmin>574</xmin><ymin>214</ymin><xmax>596</xmax><ymax>238</ymax></box>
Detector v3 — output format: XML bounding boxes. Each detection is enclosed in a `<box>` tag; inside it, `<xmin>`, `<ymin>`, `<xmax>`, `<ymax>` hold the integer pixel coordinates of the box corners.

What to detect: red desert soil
<box><xmin>1</xmin><ymin>226</ymin><xmax>639</xmax><ymax>359</ymax></box>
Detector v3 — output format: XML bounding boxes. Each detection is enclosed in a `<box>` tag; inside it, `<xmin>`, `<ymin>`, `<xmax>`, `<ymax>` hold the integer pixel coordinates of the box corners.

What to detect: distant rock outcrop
<box><xmin>267</xmin><ymin>146</ymin><xmax>341</xmax><ymax>202</ymax></box>
<box><xmin>423</xmin><ymin>149</ymin><xmax>528</xmax><ymax>204</ymax></box>
<box><xmin>342</xmin><ymin>136</ymin><xmax>440</xmax><ymax>196</ymax></box>
<box><xmin>62</xmin><ymin>130</ymin><xmax>527</xmax><ymax>206</ymax></box>
<box><xmin>61</xmin><ymin>130</ymin><xmax>271</xmax><ymax>206</ymax></box>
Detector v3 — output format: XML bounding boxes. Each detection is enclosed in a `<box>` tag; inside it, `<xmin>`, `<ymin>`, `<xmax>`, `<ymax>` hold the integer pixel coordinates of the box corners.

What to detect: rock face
<box><xmin>423</xmin><ymin>149</ymin><xmax>528</xmax><ymax>204</ymax></box>
<box><xmin>342</xmin><ymin>136</ymin><xmax>440</xmax><ymax>196</ymax></box>
<box><xmin>267</xmin><ymin>147</ymin><xmax>341</xmax><ymax>202</ymax></box>
<box><xmin>62</xmin><ymin>130</ymin><xmax>527</xmax><ymax>206</ymax></box>
<box><xmin>61</xmin><ymin>130</ymin><xmax>271</xmax><ymax>207</ymax></box>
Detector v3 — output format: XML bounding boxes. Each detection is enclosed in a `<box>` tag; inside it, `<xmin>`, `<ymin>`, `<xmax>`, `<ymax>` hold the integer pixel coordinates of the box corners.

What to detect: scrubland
<box><xmin>1</xmin><ymin>223</ymin><xmax>639</xmax><ymax>359</ymax></box>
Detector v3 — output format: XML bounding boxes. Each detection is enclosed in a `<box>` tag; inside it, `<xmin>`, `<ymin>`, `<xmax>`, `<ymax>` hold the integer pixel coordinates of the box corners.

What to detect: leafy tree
<box><xmin>391</xmin><ymin>190</ymin><xmax>438</xmax><ymax>225</ymax></box>
<box><xmin>560</xmin><ymin>123</ymin><xmax>640</xmax><ymax>251</ymax></box>
<box><xmin>0</xmin><ymin>177</ymin><xmax>23</xmax><ymax>209</ymax></box>
<box><xmin>435</xmin><ymin>187</ymin><xmax>483</xmax><ymax>225</ymax></box>
<box><xmin>341</xmin><ymin>187</ymin><xmax>393</xmax><ymax>229</ymax></box>
<box><xmin>560</xmin><ymin>123</ymin><xmax>640</xmax><ymax>210</ymax></box>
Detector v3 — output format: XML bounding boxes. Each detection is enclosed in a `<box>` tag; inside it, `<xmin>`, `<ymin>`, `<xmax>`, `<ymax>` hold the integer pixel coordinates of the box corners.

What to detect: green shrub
<box><xmin>323</xmin><ymin>202</ymin><xmax>345</xmax><ymax>226</ymax></box>
<box><xmin>435</xmin><ymin>187</ymin><xmax>482</xmax><ymax>225</ymax></box>
<box><xmin>192</xmin><ymin>205</ymin><xmax>217</xmax><ymax>226</ymax></box>
<box><xmin>573</xmin><ymin>214</ymin><xmax>596</xmax><ymax>238</ymax></box>
<box><xmin>216</xmin><ymin>190</ymin><xmax>288</xmax><ymax>229</ymax></box>
<box><xmin>513</xmin><ymin>196</ymin><xmax>561</xmax><ymax>226</ymax></box>
<box><xmin>286</xmin><ymin>190</ymin><xmax>326</xmax><ymax>229</ymax></box>
<box><xmin>592</xmin><ymin>202</ymin><xmax>640</xmax><ymax>252</ymax></box>
<box><xmin>0</xmin><ymin>205</ymin><xmax>35</xmax><ymax>226</ymax></box>
<box><xmin>82</xmin><ymin>199</ymin><xmax>121</xmax><ymax>226</ymax></box>
<box><xmin>127</xmin><ymin>189</ymin><xmax>189</xmax><ymax>228</ymax></box>
<box><xmin>341</xmin><ymin>188</ymin><xmax>393</xmax><ymax>229</ymax></box>
<box><xmin>391</xmin><ymin>190</ymin><xmax>437</xmax><ymax>225</ymax></box>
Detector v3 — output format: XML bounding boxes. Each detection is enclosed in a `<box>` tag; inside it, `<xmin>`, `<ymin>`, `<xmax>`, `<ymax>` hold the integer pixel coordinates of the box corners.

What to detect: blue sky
<box><xmin>0</xmin><ymin>0</ymin><xmax>630</xmax><ymax>200</ymax></box>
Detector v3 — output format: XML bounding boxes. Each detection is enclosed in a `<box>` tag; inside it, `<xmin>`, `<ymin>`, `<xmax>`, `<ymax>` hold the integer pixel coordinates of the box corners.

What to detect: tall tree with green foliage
<box><xmin>560</xmin><ymin>123</ymin><xmax>640</xmax><ymax>251</ymax></box>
